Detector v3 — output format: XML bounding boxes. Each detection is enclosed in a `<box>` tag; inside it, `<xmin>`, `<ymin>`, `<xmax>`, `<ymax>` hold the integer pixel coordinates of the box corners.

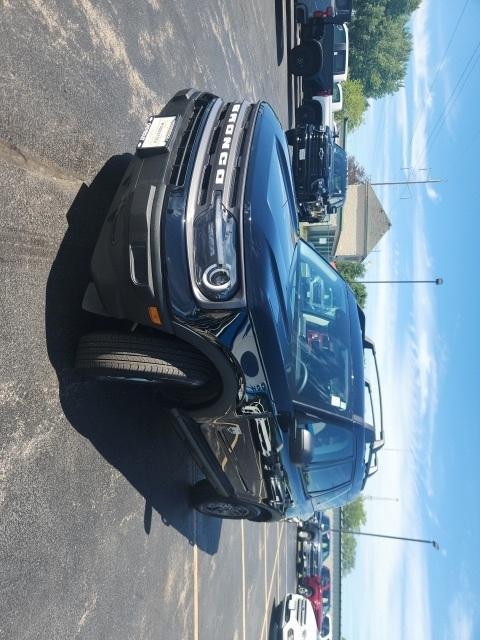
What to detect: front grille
<box><xmin>170</xmin><ymin>94</ymin><xmax>213</xmax><ymax>187</ymax></box>
<box><xmin>307</xmin><ymin>128</ymin><xmax>326</xmax><ymax>181</ymax></box>
<box><xmin>296</xmin><ymin>597</ymin><xmax>307</xmax><ymax>625</ymax></box>
<box><xmin>198</xmin><ymin>103</ymin><xmax>254</xmax><ymax>211</ymax></box>
<box><xmin>229</xmin><ymin>106</ymin><xmax>253</xmax><ymax>207</ymax></box>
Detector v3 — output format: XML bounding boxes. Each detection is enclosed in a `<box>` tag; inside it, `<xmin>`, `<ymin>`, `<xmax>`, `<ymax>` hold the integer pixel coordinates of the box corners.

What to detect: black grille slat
<box><xmin>170</xmin><ymin>96</ymin><xmax>212</xmax><ymax>187</ymax></box>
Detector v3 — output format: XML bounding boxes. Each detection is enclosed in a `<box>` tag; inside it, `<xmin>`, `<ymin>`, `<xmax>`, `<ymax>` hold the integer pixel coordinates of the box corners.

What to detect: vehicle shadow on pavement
<box><xmin>45</xmin><ymin>155</ymin><xmax>221</xmax><ymax>555</ymax></box>
<box><xmin>267</xmin><ymin>597</ymin><xmax>280</xmax><ymax>640</ymax></box>
<box><xmin>274</xmin><ymin>0</ymin><xmax>285</xmax><ymax>65</ymax></box>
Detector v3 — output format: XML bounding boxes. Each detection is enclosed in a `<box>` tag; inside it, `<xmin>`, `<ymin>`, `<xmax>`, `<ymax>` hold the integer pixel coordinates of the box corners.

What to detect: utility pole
<box><xmin>361</xmin><ymin>278</ymin><xmax>443</xmax><ymax>285</ymax></box>
<box><xmin>369</xmin><ymin>178</ymin><xmax>443</xmax><ymax>186</ymax></box>
<box><xmin>330</xmin><ymin>528</ymin><xmax>439</xmax><ymax>550</ymax></box>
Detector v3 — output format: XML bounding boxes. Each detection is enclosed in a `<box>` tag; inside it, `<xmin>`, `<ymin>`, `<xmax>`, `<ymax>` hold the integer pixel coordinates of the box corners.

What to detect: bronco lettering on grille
<box><xmin>215</xmin><ymin>104</ymin><xmax>241</xmax><ymax>185</ymax></box>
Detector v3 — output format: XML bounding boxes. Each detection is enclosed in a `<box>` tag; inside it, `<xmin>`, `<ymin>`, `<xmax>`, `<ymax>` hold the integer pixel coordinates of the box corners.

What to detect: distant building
<box><xmin>300</xmin><ymin>182</ymin><xmax>391</xmax><ymax>262</ymax></box>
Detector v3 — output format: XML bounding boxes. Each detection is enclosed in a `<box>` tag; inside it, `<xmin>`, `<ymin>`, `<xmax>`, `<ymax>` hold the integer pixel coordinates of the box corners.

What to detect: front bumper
<box><xmin>84</xmin><ymin>89</ymin><xmax>263</xmax><ymax>422</ymax></box>
<box><xmin>86</xmin><ymin>89</ymin><xmax>220</xmax><ymax>330</ymax></box>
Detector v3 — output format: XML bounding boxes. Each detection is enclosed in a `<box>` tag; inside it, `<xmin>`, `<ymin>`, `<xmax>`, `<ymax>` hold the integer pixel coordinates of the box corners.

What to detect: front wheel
<box><xmin>296</xmin><ymin>101</ymin><xmax>323</xmax><ymax>127</ymax></box>
<box><xmin>285</xmin><ymin>128</ymin><xmax>297</xmax><ymax>145</ymax></box>
<box><xmin>75</xmin><ymin>331</ymin><xmax>221</xmax><ymax>406</ymax></box>
<box><xmin>191</xmin><ymin>480</ymin><xmax>271</xmax><ymax>521</ymax></box>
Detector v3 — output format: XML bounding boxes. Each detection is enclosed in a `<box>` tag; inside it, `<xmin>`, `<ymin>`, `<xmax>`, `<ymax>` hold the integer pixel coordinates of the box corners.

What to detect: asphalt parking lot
<box><xmin>0</xmin><ymin>2</ymin><xmax>301</xmax><ymax>639</ymax></box>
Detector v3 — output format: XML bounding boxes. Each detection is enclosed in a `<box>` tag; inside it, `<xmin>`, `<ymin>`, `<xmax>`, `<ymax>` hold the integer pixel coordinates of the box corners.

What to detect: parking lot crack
<box><xmin>0</xmin><ymin>138</ymin><xmax>84</xmax><ymax>186</ymax></box>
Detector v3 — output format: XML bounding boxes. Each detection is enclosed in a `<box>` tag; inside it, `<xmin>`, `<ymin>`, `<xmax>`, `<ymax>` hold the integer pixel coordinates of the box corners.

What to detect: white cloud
<box><xmin>342</xmin><ymin>3</ymin><xmax>449</xmax><ymax>639</ymax></box>
<box><xmin>426</xmin><ymin>184</ymin><xmax>440</xmax><ymax>201</ymax></box>
<box><xmin>445</xmin><ymin>592</ymin><xmax>475</xmax><ymax>640</ymax></box>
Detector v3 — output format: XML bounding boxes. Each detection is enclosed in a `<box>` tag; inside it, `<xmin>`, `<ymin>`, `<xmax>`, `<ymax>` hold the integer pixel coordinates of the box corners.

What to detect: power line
<box><xmin>419</xmin><ymin>38</ymin><xmax>480</xmax><ymax>162</ymax></box>
<box><xmin>409</xmin><ymin>0</ymin><xmax>471</xmax><ymax>152</ymax></box>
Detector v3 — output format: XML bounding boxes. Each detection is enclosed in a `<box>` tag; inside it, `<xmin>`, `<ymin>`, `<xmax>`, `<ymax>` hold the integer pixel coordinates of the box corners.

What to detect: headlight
<box><xmin>193</xmin><ymin>193</ymin><xmax>238</xmax><ymax>301</ymax></box>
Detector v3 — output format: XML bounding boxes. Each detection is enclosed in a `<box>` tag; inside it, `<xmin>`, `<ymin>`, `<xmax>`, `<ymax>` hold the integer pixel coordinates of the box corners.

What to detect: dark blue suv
<box><xmin>76</xmin><ymin>89</ymin><xmax>383</xmax><ymax>522</ymax></box>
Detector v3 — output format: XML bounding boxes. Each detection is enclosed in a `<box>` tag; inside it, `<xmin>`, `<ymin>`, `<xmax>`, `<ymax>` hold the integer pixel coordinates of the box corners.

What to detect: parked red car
<box><xmin>297</xmin><ymin>566</ymin><xmax>331</xmax><ymax>630</ymax></box>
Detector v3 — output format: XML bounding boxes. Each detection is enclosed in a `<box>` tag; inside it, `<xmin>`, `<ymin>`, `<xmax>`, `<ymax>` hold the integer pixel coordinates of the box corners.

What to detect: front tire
<box><xmin>191</xmin><ymin>480</ymin><xmax>270</xmax><ymax>521</ymax></box>
<box><xmin>285</xmin><ymin>128</ymin><xmax>297</xmax><ymax>145</ymax></box>
<box><xmin>75</xmin><ymin>331</ymin><xmax>221</xmax><ymax>406</ymax></box>
<box><xmin>296</xmin><ymin>101</ymin><xmax>323</xmax><ymax>127</ymax></box>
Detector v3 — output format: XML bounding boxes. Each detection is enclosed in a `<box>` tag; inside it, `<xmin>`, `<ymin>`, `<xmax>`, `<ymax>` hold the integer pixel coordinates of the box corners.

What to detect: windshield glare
<box><xmin>308</xmin><ymin>420</ymin><xmax>354</xmax><ymax>463</ymax></box>
<box><xmin>288</xmin><ymin>242</ymin><xmax>351</xmax><ymax>413</ymax></box>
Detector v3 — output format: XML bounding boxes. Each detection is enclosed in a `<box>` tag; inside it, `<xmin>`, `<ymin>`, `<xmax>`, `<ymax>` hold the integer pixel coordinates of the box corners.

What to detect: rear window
<box><xmin>332</xmin><ymin>83</ymin><xmax>341</xmax><ymax>104</ymax></box>
<box><xmin>336</xmin><ymin>0</ymin><xmax>351</xmax><ymax>10</ymax></box>
<box><xmin>333</xmin><ymin>25</ymin><xmax>346</xmax><ymax>45</ymax></box>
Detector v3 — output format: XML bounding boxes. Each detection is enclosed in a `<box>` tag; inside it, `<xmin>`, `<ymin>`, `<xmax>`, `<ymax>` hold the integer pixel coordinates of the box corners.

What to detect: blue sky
<box><xmin>342</xmin><ymin>1</ymin><xmax>480</xmax><ymax>639</ymax></box>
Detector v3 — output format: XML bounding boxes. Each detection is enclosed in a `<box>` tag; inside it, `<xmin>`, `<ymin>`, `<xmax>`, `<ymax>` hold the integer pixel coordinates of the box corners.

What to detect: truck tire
<box><xmin>191</xmin><ymin>480</ymin><xmax>271</xmax><ymax>521</ymax></box>
<box><xmin>288</xmin><ymin>42</ymin><xmax>322</xmax><ymax>76</ymax></box>
<box><xmin>296</xmin><ymin>101</ymin><xmax>323</xmax><ymax>127</ymax></box>
<box><xmin>285</xmin><ymin>129</ymin><xmax>297</xmax><ymax>145</ymax></box>
<box><xmin>75</xmin><ymin>331</ymin><xmax>219</xmax><ymax>393</ymax></box>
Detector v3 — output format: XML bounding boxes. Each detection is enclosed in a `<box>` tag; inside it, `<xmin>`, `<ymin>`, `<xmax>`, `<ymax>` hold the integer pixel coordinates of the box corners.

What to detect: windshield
<box><xmin>330</xmin><ymin>145</ymin><xmax>347</xmax><ymax>195</ymax></box>
<box><xmin>288</xmin><ymin>241</ymin><xmax>351</xmax><ymax>413</ymax></box>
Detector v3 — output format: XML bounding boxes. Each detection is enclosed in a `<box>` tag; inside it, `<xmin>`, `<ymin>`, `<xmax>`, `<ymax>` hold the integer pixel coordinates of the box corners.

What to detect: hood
<box><xmin>243</xmin><ymin>103</ymin><xmax>299</xmax><ymax>413</ymax></box>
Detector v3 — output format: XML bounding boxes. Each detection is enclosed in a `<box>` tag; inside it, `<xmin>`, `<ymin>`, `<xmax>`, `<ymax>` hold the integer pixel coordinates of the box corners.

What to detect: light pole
<box><xmin>361</xmin><ymin>278</ymin><xmax>444</xmax><ymax>285</ymax></box>
<box><xmin>331</xmin><ymin>528</ymin><xmax>439</xmax><ymax>550</ymax></box>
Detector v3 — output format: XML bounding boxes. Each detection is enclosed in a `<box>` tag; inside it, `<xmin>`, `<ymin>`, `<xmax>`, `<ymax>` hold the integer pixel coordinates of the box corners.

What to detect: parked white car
<box><xmin>274</xmin><ymin>593</ymin><xmax>318</xmax><ymax>640</ymax></box>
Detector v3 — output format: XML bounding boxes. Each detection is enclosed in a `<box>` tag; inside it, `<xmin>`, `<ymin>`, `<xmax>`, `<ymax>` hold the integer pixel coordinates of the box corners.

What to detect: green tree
<box><xmin>342</xmin><ymin>496</ymin><xmax>367</xmax><ymax>529</ymax></box>
<box><xmin>352</xmin><ymin>0</ymin><xmax>421</xmax><ymax>18</ymax></box>
<box><xmin>341</xmin><ymin>497</ymin><xmax>367</xmax><ymax>575</ymax></box>
<box><xmin>385</xmin><ymin>0</ymin><xmax>421</xmax><ymax>17</ymax></box>
<box><xmin>341</xmin><ymin>532</ymin><xmax>357</xmax><ymax>575</ymax></box>
<box><xmin>348</xmin><ymin>3</ymin><xmax>414</xmax><ymax>98</ymax></box>
<box><xmin>337</xmin><ymin>79</ymin><xmax>368</xmax><ymax>131</ymax></box>
<box><xmin>335</xmin><ymin>261</ymin><xmax>367</xmax><ymax>308</ymax></box>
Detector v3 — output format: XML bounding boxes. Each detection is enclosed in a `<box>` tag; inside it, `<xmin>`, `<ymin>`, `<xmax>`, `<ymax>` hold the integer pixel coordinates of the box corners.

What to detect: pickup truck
<box><xmin>76</xmin><ymin>88</ymin><xmax>383</xmax><ymax>522</ymax></box>
<box><xmin>287</xmin><ymin>123</ymin><xmax>347</xmax><ymax>213</ymax></box>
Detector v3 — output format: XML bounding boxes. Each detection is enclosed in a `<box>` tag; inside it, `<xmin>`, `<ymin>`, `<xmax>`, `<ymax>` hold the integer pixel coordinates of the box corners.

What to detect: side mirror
<box><xmin>321</xmin><ymin>616</ymin><xmax>330</xmax><ymax>637</ymax></box>
<box><xmin>291</xmin><ymin>427</ymin><xmax>314</xmax><ymax>465</ymax></box>
<box><xmin>363</xmin><ymin>335</ymin><xmax>376</xmax><ymax>354</ymax></box>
